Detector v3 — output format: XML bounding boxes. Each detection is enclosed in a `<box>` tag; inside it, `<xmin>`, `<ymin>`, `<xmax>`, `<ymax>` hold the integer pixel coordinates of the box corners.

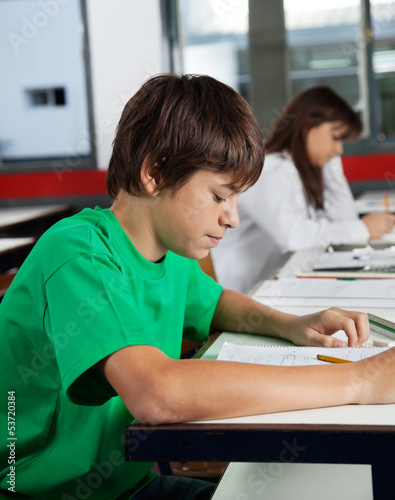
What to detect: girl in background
<box><xmin>212</xmin><ymin>85</ymin><xmax>395</xmax><ymax>293</ymax></box>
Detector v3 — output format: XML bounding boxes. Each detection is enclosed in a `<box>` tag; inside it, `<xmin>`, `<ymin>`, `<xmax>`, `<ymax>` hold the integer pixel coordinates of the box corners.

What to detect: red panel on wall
<box><xmin>0</xmin><ymin>170</ymin><xmax>108</xmax><ymax>199</ymax></box>
<box><xmin>342</xmin><ymin>153</ymin><xmax>395</xmax><ymax>182</ymax></box>
<box><xmin>0</xmin><ymin>154</ymin><xmax>394</xmax><ymax>200</ymax></box>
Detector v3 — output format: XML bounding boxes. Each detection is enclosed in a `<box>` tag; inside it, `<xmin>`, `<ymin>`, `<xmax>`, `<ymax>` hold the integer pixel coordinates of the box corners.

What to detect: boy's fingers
<box><xmin>342</xmin><ymin>311</ymin><xmax>370</xmax><ymax>346</ymax></box>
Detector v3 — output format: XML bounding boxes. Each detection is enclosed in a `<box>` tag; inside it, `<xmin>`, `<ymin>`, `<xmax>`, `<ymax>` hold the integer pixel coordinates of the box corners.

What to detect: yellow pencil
<box><xmin>384</xmin><ymin>191</ymin><xmax>390</xmax><ymax>214</ymax></box>
<box><xmin>317</xmin><ymin>354</ymin><xmax>354</xmax><ymax>364</ymax></box>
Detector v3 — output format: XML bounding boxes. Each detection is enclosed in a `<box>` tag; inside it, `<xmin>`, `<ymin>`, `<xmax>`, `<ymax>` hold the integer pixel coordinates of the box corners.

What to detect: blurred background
<box><xmin>0</xmin><ymin>0</ymin><xmax>394</xmax><ymax>211</ymax></box>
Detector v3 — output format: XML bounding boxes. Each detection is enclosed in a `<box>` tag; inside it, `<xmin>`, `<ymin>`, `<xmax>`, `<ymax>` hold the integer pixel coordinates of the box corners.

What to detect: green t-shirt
<box><xmin>0</xmin><ymin>207</ymin><xmax>222</xmax><ymax>499</ymax></box>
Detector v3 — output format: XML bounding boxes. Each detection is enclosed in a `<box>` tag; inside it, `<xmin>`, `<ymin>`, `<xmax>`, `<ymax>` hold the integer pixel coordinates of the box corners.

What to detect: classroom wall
<box><xmin>0</xmin><ymin>0</ymin><xmax>165</xmax><ymax>210</ymax></box>
<box><xmin>0</xmin><ymin>1</ymin><xmax>393</xmax><ymax>208</ymax></box>
<box><xmin>0</xmin><ymin>0</ymin><xmax>90</xmax><ymax>160</ymax></box>
<box><xmin>86</xmin><ymin>0</ymin><xmax>164</xmax><ymax>169</ymax></box>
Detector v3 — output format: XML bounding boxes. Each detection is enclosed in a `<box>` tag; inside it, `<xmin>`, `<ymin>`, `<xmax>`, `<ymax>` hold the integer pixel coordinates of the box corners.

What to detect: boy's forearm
<box><xmin>211</xmin><ymin>288</ymin><xmax>295</xmax><ymax>340</ymax></box>
<box><xmin>161</xmin><ymin>357</ymin><xmax>358</xmax><ymax>423</ymax></box>
<box><xmin>99</xmin><ymin>344</ymin><xmax>361</xmax><ymax>425</ymax></box>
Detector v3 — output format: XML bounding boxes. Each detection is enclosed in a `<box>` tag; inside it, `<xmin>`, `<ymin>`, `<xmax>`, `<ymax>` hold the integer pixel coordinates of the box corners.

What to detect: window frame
<box><xmin>170</xmin><ymin>0</ymin><xmax>395</xmax><ymax>156</ymax></box>
<box><xmin>0</xmin><ymin>0</ymin><xmax>96</xmax><ymax>174</ymax></box>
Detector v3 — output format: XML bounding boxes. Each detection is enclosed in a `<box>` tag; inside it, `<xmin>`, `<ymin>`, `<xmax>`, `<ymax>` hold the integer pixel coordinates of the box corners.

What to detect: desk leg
<box><xmin>372</xmin><ymin>463</ymin><xmax>395</xmax><ymax>499</ymax></box>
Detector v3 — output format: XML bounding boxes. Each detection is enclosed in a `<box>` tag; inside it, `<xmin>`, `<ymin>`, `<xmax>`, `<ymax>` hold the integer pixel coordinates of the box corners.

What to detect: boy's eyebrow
<box><xmin>226</xmin><ymin>184</ymin><xmax>248</xmax><ymax>194</ymax></box>
<box><xmin>217</xmin><ymin>181</ymin><xmax>246</xmax><ymax>194</ymax></box>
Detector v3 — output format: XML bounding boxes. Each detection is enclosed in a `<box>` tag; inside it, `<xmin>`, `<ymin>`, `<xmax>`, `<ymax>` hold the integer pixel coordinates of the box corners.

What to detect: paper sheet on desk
<box><xmin>217</xmin><ymin>342</ymin><xmax>389</xmax><ymax>366</ymax></box>
<box><xmin>253</xmin><ymin>278</ymin><xmax>395</xmax><ymax>308</ymax></box>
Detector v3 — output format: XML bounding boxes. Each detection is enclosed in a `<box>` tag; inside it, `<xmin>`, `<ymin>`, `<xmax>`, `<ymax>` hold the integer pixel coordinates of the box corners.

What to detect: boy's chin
<box><xmin>187</xmin><ymin>249</ymin><xmax>210</xmax><ymax>261</ymax></box>
<box><xmin>172</xmin><ymin>247</ymin><xmax>209</xmax><ymax>261</ymax></box>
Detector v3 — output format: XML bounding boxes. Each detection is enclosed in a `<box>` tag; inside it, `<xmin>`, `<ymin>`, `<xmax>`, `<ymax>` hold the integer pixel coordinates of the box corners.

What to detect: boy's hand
<box><xmin>284</xmin><ymin>308</ymin><xmax>369</xmax><ymax>347</ymax></box>
<box><xmin>213</xmin><ymin>290</ymin><xmax>369</xmax><ymax>347</ymax></box>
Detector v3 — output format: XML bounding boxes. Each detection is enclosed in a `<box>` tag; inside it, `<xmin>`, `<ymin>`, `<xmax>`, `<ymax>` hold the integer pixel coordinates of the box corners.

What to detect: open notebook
<box><xmin>217</xmin><ymin>342</ymin><xmax>390</xmax><ymax>366</ymax></box>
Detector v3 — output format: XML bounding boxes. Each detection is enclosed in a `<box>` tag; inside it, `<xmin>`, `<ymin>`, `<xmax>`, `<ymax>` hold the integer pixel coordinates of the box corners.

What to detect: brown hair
<box><xmin>265</xmin><ymin>85</ymin><xmax>362</xmax><ymax>209</ymax></box>
<box><xmin>107</xmin><ymin>74</ymin><xmax>264</xmax><ymax>198</ymax></box>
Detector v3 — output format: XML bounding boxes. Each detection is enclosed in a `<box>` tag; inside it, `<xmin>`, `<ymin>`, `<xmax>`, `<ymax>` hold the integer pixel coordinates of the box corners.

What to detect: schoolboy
<box><xmin>1</xmin><ymin>74</ymin><xmax>395</xmax><ymax>500</ymax></box>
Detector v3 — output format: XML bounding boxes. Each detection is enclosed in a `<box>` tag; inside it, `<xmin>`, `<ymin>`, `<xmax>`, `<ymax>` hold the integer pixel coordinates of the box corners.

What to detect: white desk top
<box><xmin>0</xmin><ymin>204</ymin><xmax>70</xmax><ymax>230</ymax></box>
<box><xmin>275</xmin><ymin>247</ymin><xmax>323</xmax><ymax>279</ymax></box>
<box><xmin>0</xmin><ymin>237</ymin><xmax>35</xmax><ymax>255</ymax></box>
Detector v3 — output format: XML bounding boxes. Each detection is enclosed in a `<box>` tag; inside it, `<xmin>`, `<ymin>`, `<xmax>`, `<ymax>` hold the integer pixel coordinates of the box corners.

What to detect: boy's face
<box><xmin>152</xmin><ymin>169</ymin><xmax>241</xmax><ymax>260</ymax></box>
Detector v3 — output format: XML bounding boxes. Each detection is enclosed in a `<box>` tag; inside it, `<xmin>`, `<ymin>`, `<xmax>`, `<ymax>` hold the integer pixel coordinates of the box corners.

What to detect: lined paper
<box><xmin>217</xmin><ymin>342</ymin><xmax>389</xmax><ymax>366</ymax></box>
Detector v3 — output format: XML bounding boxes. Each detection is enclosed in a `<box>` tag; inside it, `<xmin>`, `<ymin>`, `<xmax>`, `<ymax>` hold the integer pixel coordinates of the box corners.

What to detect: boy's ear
<box><xmin>141</xmin><ymin>156</ymin><xmax>163</xmax><ymax>196</ymax></box>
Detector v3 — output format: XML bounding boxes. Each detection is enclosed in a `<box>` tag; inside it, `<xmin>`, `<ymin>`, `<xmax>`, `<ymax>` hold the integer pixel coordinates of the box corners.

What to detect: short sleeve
<box><xmin>44</xmin><ymin>253</ymin><xmax>159</xmax><ymax>406</ymax></box>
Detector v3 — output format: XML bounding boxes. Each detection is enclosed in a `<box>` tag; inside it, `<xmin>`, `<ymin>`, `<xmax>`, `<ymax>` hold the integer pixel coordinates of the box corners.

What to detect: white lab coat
<box><xmin>211</xmin><ymin>152</ymin><xmax>369</xmax><ymax>293</ymax></box>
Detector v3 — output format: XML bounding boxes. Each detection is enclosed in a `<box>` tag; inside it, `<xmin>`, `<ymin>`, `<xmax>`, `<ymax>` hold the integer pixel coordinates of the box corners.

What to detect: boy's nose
<box><xmin>220</xmin><ymin>204</ymin><xmax>239</xmax><ymax>229</ymax></box>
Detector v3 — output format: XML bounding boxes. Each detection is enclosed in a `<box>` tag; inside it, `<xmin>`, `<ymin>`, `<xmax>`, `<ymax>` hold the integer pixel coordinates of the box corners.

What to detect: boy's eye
<box><xmin>214</xmin><ymin>194</ymin><xmax>225</xmax><ymax>203</ymax></box>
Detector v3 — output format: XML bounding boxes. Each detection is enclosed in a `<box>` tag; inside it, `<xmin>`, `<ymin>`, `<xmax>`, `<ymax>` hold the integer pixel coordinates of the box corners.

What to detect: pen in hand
<box><xmin>317</xmin><ymin>354</ymin><xmax>353</xmax><ymax>364</ymax></box>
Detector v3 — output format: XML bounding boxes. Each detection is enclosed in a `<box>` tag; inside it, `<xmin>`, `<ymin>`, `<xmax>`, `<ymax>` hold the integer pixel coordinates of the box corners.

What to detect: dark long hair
<box><xmin>107</xmin><ymin>74</ymin><xmax>264</xmax><ymax>198</ymax></box>
<box><xmin>265</xmin><ymin>85</ymin><xmax>362</xmax><ymax>209</ymax></box>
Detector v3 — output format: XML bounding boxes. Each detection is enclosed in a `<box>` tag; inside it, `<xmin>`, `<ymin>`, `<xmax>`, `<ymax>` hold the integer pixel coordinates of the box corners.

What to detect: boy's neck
<box><xmin>110</xmin><ymin>191</ymin><xmax>167</xmax><ymax>263</ymax></box>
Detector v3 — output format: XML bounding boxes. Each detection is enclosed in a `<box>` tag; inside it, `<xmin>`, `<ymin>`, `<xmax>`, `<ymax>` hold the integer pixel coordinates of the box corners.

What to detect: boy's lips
<box><xmin>207</xmin><ymin>235</ymin><xmax>222</xmax><ymax>246</ymax></box>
